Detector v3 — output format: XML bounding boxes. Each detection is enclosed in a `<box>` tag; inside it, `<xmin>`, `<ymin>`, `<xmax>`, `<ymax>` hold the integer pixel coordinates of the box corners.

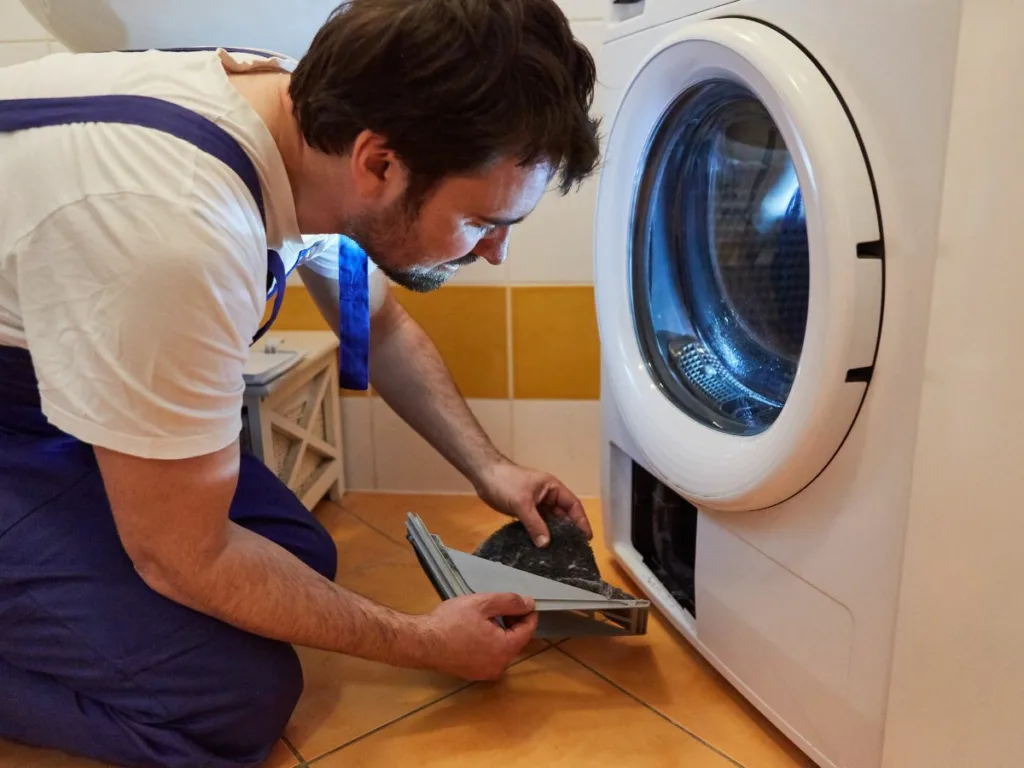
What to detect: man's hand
<box><xmin>420</xmin><ymin>593</ymin><xmax>538</xmax><ymax>680</ymax></box>
<box><xmin>473</xmin><ymin>459</ymin><xmax>592</xmax><ymax>548</ymax></box>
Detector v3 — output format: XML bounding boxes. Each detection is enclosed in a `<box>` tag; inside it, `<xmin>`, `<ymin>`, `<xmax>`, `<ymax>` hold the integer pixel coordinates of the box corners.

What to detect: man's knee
<box><xmin>177</xmin><ymin>638</ymin><xmax>304</xmax><ymax>768</ymax></box>
<box><xmin>0</xmin><ymin>635</ymin><xmax>306</xmax><ymax>768</ymax></box>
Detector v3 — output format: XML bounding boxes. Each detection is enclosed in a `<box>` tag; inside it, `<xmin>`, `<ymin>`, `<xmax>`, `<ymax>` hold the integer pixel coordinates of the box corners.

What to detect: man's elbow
<box><xmin>93</xmin><ymin>441</ymin><xmax>240</xmax><ymax>608</ymax></box>
<box><xmin>123</xmin><ymin>537</ymin><xmax>215</xmax><ymax>609</ymax></box>
<box><xmin>133</xmin><ymin>556</ymin><xmax>184</xmax><ymax>602</ymax></box>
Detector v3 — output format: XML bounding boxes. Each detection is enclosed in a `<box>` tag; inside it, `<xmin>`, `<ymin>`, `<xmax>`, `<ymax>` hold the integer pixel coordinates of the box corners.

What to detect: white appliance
<box><xmin>595</xmin><ymin>1</ymin><xmax>1024</xmax><ymax>767</ymax></box>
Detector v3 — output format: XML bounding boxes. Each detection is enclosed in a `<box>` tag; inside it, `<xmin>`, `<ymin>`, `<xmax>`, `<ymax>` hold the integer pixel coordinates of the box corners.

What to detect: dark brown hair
<box><xmin>289</xmin><ymin>0</ymin><xmax>601</xmax><ymax>200</ymax></box>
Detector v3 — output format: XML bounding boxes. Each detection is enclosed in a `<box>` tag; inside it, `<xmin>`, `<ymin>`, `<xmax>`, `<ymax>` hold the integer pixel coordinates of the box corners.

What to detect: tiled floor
<box><xmin>0</xmin><ymin>493</ymin><xmax>814</xmax><ymax>768</ymax></box>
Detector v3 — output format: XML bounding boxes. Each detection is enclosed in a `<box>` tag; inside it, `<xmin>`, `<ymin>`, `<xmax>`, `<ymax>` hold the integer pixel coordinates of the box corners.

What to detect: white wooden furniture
<box><xmin>241</xmin><ymin>331</ymin><xmax>345</xmax><ymax>511</ymax></box>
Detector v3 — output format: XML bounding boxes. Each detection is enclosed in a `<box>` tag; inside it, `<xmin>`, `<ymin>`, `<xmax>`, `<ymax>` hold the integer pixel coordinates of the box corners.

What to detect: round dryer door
<box><xmin>595</xmin><ymin>18</ymin><xmax>883</xmax><ymax>512</ymax></box>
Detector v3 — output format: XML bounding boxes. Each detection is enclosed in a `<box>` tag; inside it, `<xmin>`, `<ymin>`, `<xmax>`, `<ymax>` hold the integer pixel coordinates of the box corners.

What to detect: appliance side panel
<box><xmin>882</xmin><ymin>4</ymin><xmax>1024</xmax><ymax>767</ymax></box>
<box><xmin>696</xmin><ymin>516</ymin><xmax>871</xmax><ymax>767</ymax></box>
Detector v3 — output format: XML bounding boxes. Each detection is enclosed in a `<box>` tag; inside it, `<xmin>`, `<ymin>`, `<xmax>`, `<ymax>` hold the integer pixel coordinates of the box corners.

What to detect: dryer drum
<box><xmin>632</xmin><ymin>79</ymin><xmax>811</xmax><ymax>437</ymax></box>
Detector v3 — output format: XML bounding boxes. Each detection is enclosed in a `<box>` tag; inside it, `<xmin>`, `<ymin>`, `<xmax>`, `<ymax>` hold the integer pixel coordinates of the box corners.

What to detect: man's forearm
<box><xmin>370</xmin><ymin>308</ymin><xmax>506</xmax><ymax>485</ymax></box>
<box><xmin>140</xmin><ymin>522</ymin><xmax>436</xmax><ymax>669</ymax></box>
<box><xmin>300</xmin><ymin>263</ymin><xmax>506</xmax><ymax>484</ymax></box>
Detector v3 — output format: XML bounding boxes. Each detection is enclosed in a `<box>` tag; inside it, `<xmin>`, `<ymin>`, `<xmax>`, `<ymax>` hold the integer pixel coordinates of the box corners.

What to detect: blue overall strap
<box><xmin>0</xmin><ymin>94</ymin><xmax>286</xmax><ymax>346</ymax></box>
<box><xmin>336</xmin><ymin>236</ymin><xmax>370</xmax><ymax>390</ymax></box>
<box><xmin>119</xmin><ymin>45</ymin><xmax>373</xmax><ymax>390</ymax></box>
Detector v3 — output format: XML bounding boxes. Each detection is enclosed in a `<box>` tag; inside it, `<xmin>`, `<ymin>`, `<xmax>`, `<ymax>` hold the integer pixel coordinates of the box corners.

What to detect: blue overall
<box><xmin>0</xmin><ymin>83</ymin><xmax>369</xmax><ymax>766</ymax></box>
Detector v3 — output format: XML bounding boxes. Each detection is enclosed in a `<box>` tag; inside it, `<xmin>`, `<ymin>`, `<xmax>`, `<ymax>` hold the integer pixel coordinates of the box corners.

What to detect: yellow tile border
<box><xmin>511</xmin><ymin>285</ymin><xmax>601</xmax><ymax>400</ymax></box>
<box><xmin>271</xmin><ymin>284</ymin><xmax>601</xmax><ymax>401</ymax></box>
<box><xmin>391</xmin><ymin>285</ymin><xmax>509</xmax><ymax>399</ymax></box>
<box><xmin>267</xmin><ymin>285</ymin><xmax>331</xmax><ymax>332</ymax></box>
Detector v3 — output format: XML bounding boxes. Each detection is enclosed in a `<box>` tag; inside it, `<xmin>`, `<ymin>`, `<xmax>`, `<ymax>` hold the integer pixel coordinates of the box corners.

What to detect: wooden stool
<box><xmin>240</xmin><ymin>331</ymin><xmax>345</xmax><ymax>511</ymax></box>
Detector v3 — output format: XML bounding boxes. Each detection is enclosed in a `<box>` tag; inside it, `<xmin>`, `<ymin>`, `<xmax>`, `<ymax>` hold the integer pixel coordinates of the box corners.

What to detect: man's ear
<box><xmin>349</xmin><ymin>130</ymin><xmax>408</xmax><ymax>203</ymax></box>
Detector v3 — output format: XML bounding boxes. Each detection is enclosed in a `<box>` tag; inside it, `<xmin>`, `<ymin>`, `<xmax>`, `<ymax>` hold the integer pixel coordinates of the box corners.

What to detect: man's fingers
<box><xmin>504</xmin><ymin>610</ymin><xmax>539</xmax><ymax>653</ymax></box>
<box><xmin>514</xmin><ymin>498</ymin><xmax>551</xmax><ymax>547</ymax></box>
<box><xmin>540</xmin><ymin>482</ymin><xmax>592</xmax><ymax>539</ymax></box>
<box><xmin>567</xmin><ymin>499</ymin><xmax>592</xmax><ymax>539</ymax></box>
<box><xmin>477</xmin><ymin>592</ymin><xmax>536</xmax><ymax>619</ymax></box>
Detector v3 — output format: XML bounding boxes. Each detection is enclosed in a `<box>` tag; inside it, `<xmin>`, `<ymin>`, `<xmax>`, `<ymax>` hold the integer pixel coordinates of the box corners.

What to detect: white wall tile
<box><xmin>340</xmin><ymin>396</ymin><xmax>375</xmax><ymax>491</ymax></box>
<box><xmin>0</xmin><ymin>39</ymin><xmax>48</xmax><ymax>66</ymax></box>
<box><xmin>506</xmin><ymin>172</ymin><xmax>598</xmax><ymax>285</ymax></box>
<box><xmin>512</xmin><ymin>399</ymin><xmax>601</xmax><ymax>497</ymax></box>
<box><xmin>371</xmin><ymin>398</ymin><xmax>513</xmax><ymax>493</ymax></box>
<box><xmin>557</xmin><ymin>0</ymin><xmax>609</xmax><ymax>20</ymax></box>
<box><xmin>449</xmin><ymin>256</ymin><xmax>508</xmax><ymax>286</ymax></box>
<box><xmin>48</xmin><ymin>40</ymin><xmax>67</xmax><ymax>54</ymax></box>
<box><xmin>507</xmin><ymin>20</ymin><xmax>609</xmax><ymax>286</ymax></box>
<box><xmin>0</xmin><ymin>0</ymin><xmax>50</xmax><ymax>41</ymax></box>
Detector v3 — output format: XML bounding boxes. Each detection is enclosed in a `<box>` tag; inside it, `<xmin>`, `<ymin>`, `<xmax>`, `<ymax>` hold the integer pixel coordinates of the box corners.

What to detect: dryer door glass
<box><xmin>632</xmin><ymin>80</ymin><xmax>810</xmax><ymax>437</ymax></box>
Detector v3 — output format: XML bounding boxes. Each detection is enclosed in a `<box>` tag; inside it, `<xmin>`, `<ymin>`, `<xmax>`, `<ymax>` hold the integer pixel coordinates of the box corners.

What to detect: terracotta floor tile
<box><xmin>563</xmin><ymin>511</ymin><xmax>814</xmax><ymax>768</ymax></box>
<box><xmin>288</xmin><ymin>505</ymin><xmax>545</xmax><ymax>761</ymax></box>
<box><xmin>310</xmin><ymin>648</ymin><xmax>735</xmax><ymax>768</ymax></box>
<box><xmin>0</xmin><ymin>740</ymin><xmax>115</xmax><ymax>768</ymax></box>
<box><xmin>321</xmin><ymin>502</ymin><xmax>442</xmax><ymax>615</ymax></box>
<box><xmin>264</xmin><ymin>740</ymin><xmax>303</xmax><ymax>768</ymax></box>
<box><xmin>0</xmin><ymin>737</ymin><xmax>298</xmax><ymax>768</ymax></box>
<box><xmin>338</xmin><ymin>493</ymin><xmax>609</xmax><ymax>562</ymax></box>
<box><xmin>286</xmin><ymin>645</ymin><xmax>469</xmax><ymax>762</ymax></box>
<box><xmin>338</xmin><ymin>492</ymin><xmax>513</xmax><ymax>552</ymax></box>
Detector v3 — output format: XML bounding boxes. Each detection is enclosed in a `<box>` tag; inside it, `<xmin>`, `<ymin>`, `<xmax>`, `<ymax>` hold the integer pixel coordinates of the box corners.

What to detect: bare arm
<box><xmin>300</xmin><ymin>263</ymin><xmax>506</xmax><ymax>487</ymax></box>
<box><xmin>368</xmin><ymin>290</ymin><xmax>507</xmax><ymax>485</ymax></box>
<box><xmin>95</xmin><ymin>441</ymin><xmax>427</xmax><ymax>662</ymax></box>
<box><xmin>94</xmin><ymin>440</ymin><xmax>536</xmax><ymax>679</ymax></box>
<box><xmin>300</xmin><ymin>263</ymin><xmax>591</xmax><ymax>545</ymax></box>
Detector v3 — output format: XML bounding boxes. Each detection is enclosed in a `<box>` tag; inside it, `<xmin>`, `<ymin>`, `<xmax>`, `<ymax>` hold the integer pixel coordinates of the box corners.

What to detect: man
<box><xmin>0</xmin><ymin>0</ymin><xmax>601</xmax><ymax>766</ymax></box>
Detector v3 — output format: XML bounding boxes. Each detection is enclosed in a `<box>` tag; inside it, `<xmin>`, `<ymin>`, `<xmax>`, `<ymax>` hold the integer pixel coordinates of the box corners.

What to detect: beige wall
<box><xmin>0</xmin><ymin>0</ymin><xmax>66</xmax><ymax>62</ymax></box>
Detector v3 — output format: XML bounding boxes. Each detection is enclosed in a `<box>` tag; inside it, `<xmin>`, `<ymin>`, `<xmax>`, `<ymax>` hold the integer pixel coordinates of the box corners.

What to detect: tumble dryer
<box><xmin>596</xmin><ymin>1</ymin><xmax>1024</xmax><ymax>766</ymax></box>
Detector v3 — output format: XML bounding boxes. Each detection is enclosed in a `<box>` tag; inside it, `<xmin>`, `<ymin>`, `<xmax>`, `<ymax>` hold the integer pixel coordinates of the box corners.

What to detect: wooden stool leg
<box><xmin>325</xmin><ymin>357</ymin><xmax>345</xmax><ymax>502</ymax></box>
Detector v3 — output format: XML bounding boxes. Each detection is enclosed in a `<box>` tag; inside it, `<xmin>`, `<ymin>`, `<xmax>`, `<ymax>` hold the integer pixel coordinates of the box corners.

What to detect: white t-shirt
<box><xmin>0</xmin><ymin>47</ymin><xmax>340</xmax><ymax>460</ymax></box>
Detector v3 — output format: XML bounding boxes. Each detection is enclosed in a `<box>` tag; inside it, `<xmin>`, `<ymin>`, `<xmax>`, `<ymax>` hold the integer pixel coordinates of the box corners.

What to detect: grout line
<box><xmin>282</xmin><ymin>735</ymin><xmax>307</xmax><ymax>766</ymax></box>
<box><xmin>505</xmin><ymin>283</ymin><xmax>515</xmax><ymax>405</ymax></box>
<box><xmin>344</xmin><ymin>508</ymin><xmax>408</xmax><ymax>548</ymax></box>
<box><xmin>304</xmin><ymin>682</ymin><xmax>474</xmax><ymax>765</ymax></box>
<box><xmin>367</xmin><ymin>395</ymin><xmax>379</xmax><ymax>490</ymax></box>
<box><xmin>304</xmin><ymin>641</ymin><xmax>557</xmax><ymax>765</ymax></box>
<box><xmin>554</xmin><ymin>646</ymin><xmax>747</xmax><ymax>768</ymax></box>
<box><xmin>519</xmin><ymin>641</ymin><xmax>558</xmax><ymax>664</ymax></box>
<box><xmin>505</xmin><ymin>283</ymin><xmax>517</xmax><ymax>471</ymax></box>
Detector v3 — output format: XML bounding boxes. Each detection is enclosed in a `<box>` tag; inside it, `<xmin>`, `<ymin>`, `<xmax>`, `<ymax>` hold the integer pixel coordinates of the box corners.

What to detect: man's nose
<box><xmin>475</xmin><ymin>228</ymin><xmax>511</xmax><ymax>266</ymax></box>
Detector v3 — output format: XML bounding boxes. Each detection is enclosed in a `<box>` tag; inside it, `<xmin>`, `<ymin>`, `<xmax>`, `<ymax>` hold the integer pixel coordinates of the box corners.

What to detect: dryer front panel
<box><xmin>595</xmin><ymin>18</ymin><xmax>883</xmax><ymax>511</ymax></box>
